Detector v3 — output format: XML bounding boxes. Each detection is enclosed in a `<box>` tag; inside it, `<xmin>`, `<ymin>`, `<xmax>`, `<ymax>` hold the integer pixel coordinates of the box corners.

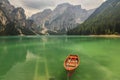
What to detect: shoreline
<box><xmin>0</xmin><ymin>35</ymin><xmax>120</xmax><ymax>38</ymax></box>
<box><xmin>89</xmin><ymin>35</ymin><xmax>120</xmax><ymax>38</ymax></box>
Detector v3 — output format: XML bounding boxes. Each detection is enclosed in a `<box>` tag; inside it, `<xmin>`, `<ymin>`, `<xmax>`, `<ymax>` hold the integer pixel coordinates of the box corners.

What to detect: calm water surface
<box><xmin>0</xmin><ymin>36</ymin><xmax>120</xmax><ymax>80</ymax></box>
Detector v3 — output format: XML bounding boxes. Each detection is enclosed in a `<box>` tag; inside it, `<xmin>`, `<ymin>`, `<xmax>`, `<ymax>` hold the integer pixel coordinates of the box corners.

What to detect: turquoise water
<box><xmin>0</xmin><ymin>36</ymin><xmax>120</xmax><ymax>80</ymax></box>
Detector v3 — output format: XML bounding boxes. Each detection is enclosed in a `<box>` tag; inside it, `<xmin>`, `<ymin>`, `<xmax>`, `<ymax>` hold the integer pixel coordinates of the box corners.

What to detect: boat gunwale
<box><xmin>64</xmin><ymin>54</ymin><xmax>80</xmax><ymax>71</ymax></box>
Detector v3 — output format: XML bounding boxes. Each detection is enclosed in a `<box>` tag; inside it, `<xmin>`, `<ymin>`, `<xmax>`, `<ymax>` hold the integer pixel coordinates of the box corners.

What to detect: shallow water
<box><xmin>0</xmin><ymin>36</ymin><xmax>120</xmax><ymax>80</ymax></box>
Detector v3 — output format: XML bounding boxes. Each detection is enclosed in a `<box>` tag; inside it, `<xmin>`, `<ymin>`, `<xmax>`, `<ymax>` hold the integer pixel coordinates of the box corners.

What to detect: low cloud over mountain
<box><xmin>9</xmin><ymin>0</ymin><xmax>105</xmax><ymax>17</ymax></box>
<box><xmin>21</xmin><ymin>0</ymin><xmax>55</xmax><ymax>9</ymax></box>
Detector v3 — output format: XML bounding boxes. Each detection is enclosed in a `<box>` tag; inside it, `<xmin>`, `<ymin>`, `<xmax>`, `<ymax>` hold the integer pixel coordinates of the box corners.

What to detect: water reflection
<box><xmin>0</xmin><ymin>36</ymin><xmax>120</xmax><ymax>80</ymax></box>
<box><xmin>0</xmin><ymin>37</ymin><xmax>27</xmax><ymax>80</ymax></box>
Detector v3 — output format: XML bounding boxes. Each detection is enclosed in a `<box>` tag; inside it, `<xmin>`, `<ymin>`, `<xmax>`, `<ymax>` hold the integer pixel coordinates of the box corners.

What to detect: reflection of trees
<box><xmin>0</xmin><ymin>37</ymin><xmax>27</xmax><ymax>77</ymax></box>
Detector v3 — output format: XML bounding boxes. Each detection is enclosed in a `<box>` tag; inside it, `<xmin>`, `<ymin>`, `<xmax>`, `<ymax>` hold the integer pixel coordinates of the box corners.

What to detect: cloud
<box><xmin>9</xmin><ymin>0</ymin><xmax>105</xmax><ymax>17</ymax></box>
<box><xmin>21</xmin><ymin>0</ymin><xmax>55</xmax><ymax>9</ymax></box>
<box><xmin>9</xmin><ymin>0</ymin><xmax>104</xmax><ymax>10</ymax></box>
<box><xmin>80</xmin><ymin>0</ymin><xmax>104</xmax><ymax>9</ymax></box>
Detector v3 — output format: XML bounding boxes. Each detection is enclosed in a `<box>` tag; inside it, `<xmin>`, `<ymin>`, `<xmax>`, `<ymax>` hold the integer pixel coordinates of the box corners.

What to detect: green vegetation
<box><xmin>68</xmin><ymin>0</ymin><xmax>120</xmax><ymax>35</ymax></box>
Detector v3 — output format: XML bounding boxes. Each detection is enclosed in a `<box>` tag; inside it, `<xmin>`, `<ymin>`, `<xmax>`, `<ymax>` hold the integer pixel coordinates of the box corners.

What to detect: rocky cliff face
<box><xmin>31</xmin><ymin>9</ymin><xmax>52</xmax><ymax>26</ymax></box>
<box><xmin>0</xmin><ymin>0</ymin><xmax>37</xmax><ymax>35</ymax></box>
<box><xmin>31</xmin><ymin>3</ymin><xmax>95</xmax><ymax>34</ymax></box>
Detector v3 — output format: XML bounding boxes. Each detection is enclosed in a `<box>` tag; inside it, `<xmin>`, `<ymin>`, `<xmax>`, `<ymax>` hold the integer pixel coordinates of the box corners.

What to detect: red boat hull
<box><xmin>64</xmin><ymin>54</ymin><xmax>80</xmax><ymax>71</ymax></box>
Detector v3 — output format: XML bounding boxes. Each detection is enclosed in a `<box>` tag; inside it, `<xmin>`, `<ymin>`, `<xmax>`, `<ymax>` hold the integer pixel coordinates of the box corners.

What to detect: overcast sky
<box><xmin>9</xmin><ymin>0</ymin><xmax>106</xmax><ymax>17</ymax></box>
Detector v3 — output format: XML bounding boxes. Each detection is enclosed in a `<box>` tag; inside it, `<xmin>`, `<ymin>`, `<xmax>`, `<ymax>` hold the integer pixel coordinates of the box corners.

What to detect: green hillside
<box><xmin>68</xmin><ymin>0</ymin><xmax>120</xmax><ymax>35</ymax></box>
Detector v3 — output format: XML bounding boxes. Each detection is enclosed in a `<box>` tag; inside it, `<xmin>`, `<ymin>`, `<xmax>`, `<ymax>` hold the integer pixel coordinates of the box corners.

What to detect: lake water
<box><xmin>0</xmin><ymin>36</ymin><xmax>120</xmax><ymax>80</ymax></box>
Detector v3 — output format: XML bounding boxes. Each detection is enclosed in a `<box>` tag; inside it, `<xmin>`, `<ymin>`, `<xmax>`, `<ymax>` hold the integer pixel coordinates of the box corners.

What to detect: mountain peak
<box><xmin>31</xmin><ymin>3</ymin><xmax>94</xmax><ymax>34</ymax></box>
<box><xmin>74</xmin><ymin>5</ymin><xmax>81</xmax><ymax>9</ymax></box>
<box><xmin>57</xmin><ymin>3</ymin><xmax>72</xmax><ymax>7</ymax></box>
<box><xmin>42</xmin><ymin>9</ymin><xmax>52</xmax><ymax>13</ymax></box>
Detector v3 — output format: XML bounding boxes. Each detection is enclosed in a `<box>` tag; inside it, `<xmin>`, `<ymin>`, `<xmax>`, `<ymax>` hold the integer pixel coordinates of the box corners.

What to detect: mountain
<box><xmin>31</xmin><ymin>9</ymin><xmax>52</xmax><ymax>26</ymax></box>
<box><xmin>0</xmin><ymin>0</ymin><xmax>38</xmax><ymax>35</ymax></box>
<box><xmin>31</xmin><ymin>3</ymin><xmax>95</xmax><ymax>34</ymax></box>
<box><xmin>67</xmin><ymin>0</ymin><xmax>120</xmax><ymax>35</ymax></box>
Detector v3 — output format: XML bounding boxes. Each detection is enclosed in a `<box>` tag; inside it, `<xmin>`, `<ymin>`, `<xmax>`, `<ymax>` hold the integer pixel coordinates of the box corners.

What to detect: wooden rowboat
<box><xmin>64</xmin><ymin>54</ymin><xmax>80</xmax><ymax>76</ymax></box>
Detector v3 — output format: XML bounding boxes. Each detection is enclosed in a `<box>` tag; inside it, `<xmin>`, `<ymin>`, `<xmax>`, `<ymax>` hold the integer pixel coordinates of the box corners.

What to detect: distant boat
<box><xmin>64</xmin><ymin>54</ymin><xmax>80</xmax><ymax>77</ymax></box>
